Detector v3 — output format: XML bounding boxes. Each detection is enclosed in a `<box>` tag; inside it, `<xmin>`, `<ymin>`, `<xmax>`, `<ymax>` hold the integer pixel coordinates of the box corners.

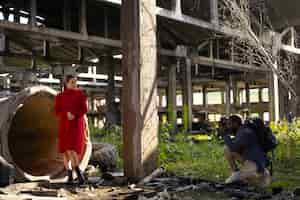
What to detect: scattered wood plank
<box><xmin>138</xmin><ymin>168</ymin><xmax>165</xmax><ymax>186</ymax></box>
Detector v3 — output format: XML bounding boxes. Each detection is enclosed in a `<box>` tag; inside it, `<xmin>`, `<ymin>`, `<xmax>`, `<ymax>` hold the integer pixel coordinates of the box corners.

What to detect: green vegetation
<box><xmin>89</xmin><ymin>119</ymin><xmax>300</xmax><ymax>190</ymax></box>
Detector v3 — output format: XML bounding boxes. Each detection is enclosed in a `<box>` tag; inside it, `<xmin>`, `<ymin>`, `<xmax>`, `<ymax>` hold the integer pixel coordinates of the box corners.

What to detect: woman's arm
<box><xmin>84</xmin><ymin>115</ymin><xmax>90</xmax><ymax>143</ymax></box>
<box><xmin>71</xmin><ymin>90</ymin><xmax>88</xmax><ymax>117</ymax></box>
<box><xmin>54</xmin><ymin>94</ymin><xmax>66</xmax><ymax>118</ymax></box>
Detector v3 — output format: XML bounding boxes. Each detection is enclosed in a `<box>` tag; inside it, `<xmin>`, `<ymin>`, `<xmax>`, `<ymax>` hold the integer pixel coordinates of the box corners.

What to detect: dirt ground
<box><xmin>0</xmin><ymin>181</ymin><xmax>146</xmax><ymax>200</ymax></box>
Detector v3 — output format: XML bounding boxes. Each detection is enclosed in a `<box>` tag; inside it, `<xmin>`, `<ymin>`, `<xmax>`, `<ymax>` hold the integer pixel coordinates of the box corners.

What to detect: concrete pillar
<box><xmin>225</xmin><ymin>80</ymin><xmax>231</xmax><ymax>117</ymax></box>
<box><xmin>182</xmin><ymin>58</ymin><xmax>193</xmax><ymax>132</ymax></box>
<box><xmin>268</xmin><ymin>71</ymin><xmax>280</xmax><ymax>122</ymax></box>
<box><xmin>121</xmin><ymin>0</ymin><xmax>158</xmax><ymax>180</ymax></box>
<box><xmin>167</xmin><ymin>64</ymin><xmax>177</xmax><ymax>133</ymax></box>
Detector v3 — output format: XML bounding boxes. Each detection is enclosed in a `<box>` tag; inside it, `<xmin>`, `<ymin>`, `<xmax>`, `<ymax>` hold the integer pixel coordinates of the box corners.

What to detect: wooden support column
<box><xmin>13</xmin><ymin>9</ymin><xmax>20</xmax><ymax>23</ymax></box>
<box><xmin>121</xmin><ymin>0</ymin><xmax>158</xmax><ymax>180</ymax></box>
<box><xmin>210</xmin><ymin>0</ymin><xmax>219</xmax><ymax>25</ymax></box>
<box><xmin>158</xmin><ymin>92</ymin><xmax>163</xmax><ymax>108</ymax></box>
<box><xmin>0</xmin><ymin>32</ymin><xmax>6</xmax><ymax>66</ymax></box>
<box><xmin>63</xmin><ymin>0</ymin><xmax>72</xmax><ymax>31</ymax></box>
<box><xmin>232</xmin><ymin>78</ymin><xmax>239</xmax><ymax>112</ymax></box>
<box><xmin>221</xmin><ymin>90</ymin><xmax>225</xmax><ymax>105</ymax></box>
<box><xmin>3</xmin><ymin>6</ymin><xmax>9</xmax><ymax>21</ymax></box>
<box><xmin>30</xmin><ymin>0</ymin><xmax>37</xmax><ymax>27</ymax></box>
<box><xmin>245</xmin><ymin>82</ymin><xmax>250</xmax><ymax>117</ymax></box>
<box><xmin>268</xmin><ymin>74</ymin><xmax>275</xmax><ymax>121</ymax></box>
<box><xmin>225</xmin><ymin>80</ymin><xmax>231</xmax><ymax>117</ymax></box>
<box><xmin>258</xmin><ymin>88</ymin><xmax>263</xmax><ymax>103</ymax></box>
<box><xmin>203</xmin><ymin>85</ymin><xmax>208</xmax><ymax>119</ymax></box>
<box><xmin>79</xmin><ymin>0</ymin><xmax>88</xmax><ymax>36</ymax></box>
<box><xmin>278</xmin><ymin>82</ymin><xmax>289</xmax><ymax>120</ymax></box>
<box><xmin>43</xmin><ymin>40</ymin><xmax>50</xmax><ymax>59</ymax></box>
<box><xmin>104</xmin><ymin>7</ymin><xmax>109</xmax><ymax>38</ymax></box>
<box><xmin>294</xmin><ymin>65</ymin><xmax>300</xmax><ymax>117</ymax></box>
<box><xmin>167</xmin><ymin>64</ymin><xmax>177</xmax><ymax>133</ymax></box>
<box><xmin>78</xmin><ymin>46</ymin><xmax>84</xmax><ymax>63</ymax></box>
<box><xmin>182</xmin><ymin>58</ymin><xmax>193</xmax><ymax>132</ymax></box>
<box><xmin>172</xmin><ymin>0</ymin><xmax>182</xmax><ymax>15</ymax></box>
<box><xmin>105</xmin><ymin>55</ymin><xmax>116</xmax><ymax>126</ymax></box>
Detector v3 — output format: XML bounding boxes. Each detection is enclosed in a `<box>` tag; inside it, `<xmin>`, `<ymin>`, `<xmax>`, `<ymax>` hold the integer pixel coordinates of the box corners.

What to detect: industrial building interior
<box><xmin>0</xmin><ymin>0</ymin><xmax>300</xmax><ymax>187</ymax></box>
<box><xmin>0</xmin><ymin>0</ymin><xmax>296</xmax><ymax>127</ymax></box>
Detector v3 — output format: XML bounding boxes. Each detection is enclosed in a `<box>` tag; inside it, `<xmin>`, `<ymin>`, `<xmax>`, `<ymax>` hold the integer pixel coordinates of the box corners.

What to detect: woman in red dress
<box><xmin>55</xmin><ymin>75</ymin><xmax>88</xmax><ymax>184</ymax></box>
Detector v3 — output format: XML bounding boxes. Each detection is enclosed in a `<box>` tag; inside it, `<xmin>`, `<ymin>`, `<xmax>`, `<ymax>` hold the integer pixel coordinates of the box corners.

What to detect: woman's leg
<box><xmin>63</xmin><ymin>152</ymin><xmax>71</xmax><ymax>170</ymax></box>
<box><xmin>64</xmin><ymin>151</ymin><xmax>73</xmax><ymax>183</ymax></box>
<box><xmin>70</xmin><ymin>151</ymin><xmax>80</xmax><ymax>168</ymax></box>
<box><xmin>70</xmin><ymin>150</ymin><xmax>85</xmax><ymax>184</ymax></box>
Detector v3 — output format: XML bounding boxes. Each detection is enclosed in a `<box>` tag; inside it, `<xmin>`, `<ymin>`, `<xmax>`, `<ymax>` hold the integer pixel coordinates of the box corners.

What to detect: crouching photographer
<box><xmin>219</xmin><ymin>115</ymin><xmax>273</xmax><ymax>187</ymax></box>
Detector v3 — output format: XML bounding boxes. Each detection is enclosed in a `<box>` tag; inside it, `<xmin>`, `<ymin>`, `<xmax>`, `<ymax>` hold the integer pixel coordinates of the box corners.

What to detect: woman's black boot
<box><xmin>67</xmin><ymin>170</ymin><xmax>73</xmax><ymax>184</ymax></box>
<box><xmin>75</xmin><ymin>166</ymin><xmax>86</xmax><ymax>185</ymax></box>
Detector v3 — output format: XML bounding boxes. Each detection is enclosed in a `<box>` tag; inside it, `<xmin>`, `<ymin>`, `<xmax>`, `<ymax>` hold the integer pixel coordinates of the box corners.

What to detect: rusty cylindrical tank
<box><xmin>0</xmin><ymin>86</ymin><xmax>92</xmax><ymax>182</ymax></box>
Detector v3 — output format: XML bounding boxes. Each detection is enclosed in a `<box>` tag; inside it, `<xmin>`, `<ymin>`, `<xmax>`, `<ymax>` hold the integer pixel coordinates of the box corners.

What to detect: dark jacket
<box><xmin>223</xmin><ymin>126</ymin><xmax>267</xmax><ymax>173</ymax></box>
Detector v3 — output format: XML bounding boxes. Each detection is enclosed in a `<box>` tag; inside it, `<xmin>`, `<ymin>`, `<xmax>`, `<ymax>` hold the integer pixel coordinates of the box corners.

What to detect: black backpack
<box><xmin>244</xmin><ymin>118</ymin><xmax>278</xmax><ymax>153</ymax></box>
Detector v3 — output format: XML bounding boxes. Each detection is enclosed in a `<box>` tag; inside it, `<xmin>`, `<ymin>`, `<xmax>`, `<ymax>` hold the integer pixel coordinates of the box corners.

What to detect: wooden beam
<box><xmin>159</xmin><ymin>49</ymin><xmax>185</xmax><ymax>58</ymax></box>
<box><xmin>156</xmin><ymin>7</ymin><xmax>214</xmax><ymax>32</ymax></box>
<box><xmin>96</xmin><ymin>0</ymin><xmax>299</xmax><ymax>55</ymax></box>
<box><xmin>0</xmin><ymin>51</ymin><xmax>99</xmax><ymax>66</ymax></box>
<box><xmin>192</xmin><ymin>56</ymin><xmax>270</xmax><ymax>72</ymax></box>
<box><xmin>0</xmin><ymin>21</ymin><xmax>121</xmax><ymax>48</ymax></box>
<box><xmin>281</xmin><ymin>44</ymin><xmax>300</xmax><ymax>54</ymax></box>
<box><xmin>121</xmin><ymin>0</ymin><xmax>158</xmax><ymax>180</ymax></box>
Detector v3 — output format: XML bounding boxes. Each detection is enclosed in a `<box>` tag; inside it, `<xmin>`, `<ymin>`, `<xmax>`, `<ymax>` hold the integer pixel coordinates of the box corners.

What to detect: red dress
<box><xmin>55</xmin><ymin>88</ymin><xmax>88</xmax><ymax>155</ymax></box>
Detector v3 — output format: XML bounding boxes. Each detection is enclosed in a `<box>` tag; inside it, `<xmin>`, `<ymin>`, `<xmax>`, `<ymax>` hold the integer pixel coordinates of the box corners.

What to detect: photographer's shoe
<box><xmin>225</xmin><ymin>171</ymin><xmax>241</xmax><ymax>184</ymax></box>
